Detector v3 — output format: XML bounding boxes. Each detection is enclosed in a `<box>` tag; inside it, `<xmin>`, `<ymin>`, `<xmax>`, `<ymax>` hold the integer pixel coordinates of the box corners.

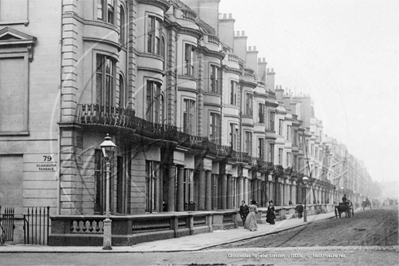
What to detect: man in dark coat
<box><xmin>239</xmin><ymin>200</ymin><xmax>249</xmax><ymax>226</ymax></box>
<box><xmin>296</xmin><ymin>202</ymin><xmax>304</xmax><ymax>218</ymax></box>
<box><xmin>266</xmin><ymin>200</ymin><xmax>276</xmax><ymax>225</ymax></box>
<box><xmin>342</xmin><ymin>194</ymin><xmax>347</xmax><ymax>203</ymax></box>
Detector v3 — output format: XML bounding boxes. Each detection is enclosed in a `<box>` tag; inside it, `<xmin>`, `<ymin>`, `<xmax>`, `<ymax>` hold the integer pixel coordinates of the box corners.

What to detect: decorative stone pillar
<box><xmin>168</xmin><ymin>164</ymin><xmax>176</xmax><ymax>212</ymax></box>
<box><xmin>238</xmin><ymin>176</ymin><xmax>244</xmax><ymax>202</ymax></box>
<box><xmin>205</xmin><ymin>170</ymin><xmax>212</xmax><ymax>211</ymax></box>
<box><xmin>257</xmin><ymin>179</ymin><xmax>261</xmax><ymax>205</ymax></box>
<box><xmin>198</xmin><ymin>168</ymin><xmax>206</xmax><ymax>210</ymax></box>
<box><xmin>177</xmin><ymin>165</ymin><xmax>185</xmax><ymax>211</ymax></box>
<box><xmin>227</xmin><ymin>174</ymin><xmax>232</xmax><ymax>209</ymax></box>
<box><xmin>221</xmin><ymin>174</ymin><xmax>227</xmax><ymax>209</ymax></box>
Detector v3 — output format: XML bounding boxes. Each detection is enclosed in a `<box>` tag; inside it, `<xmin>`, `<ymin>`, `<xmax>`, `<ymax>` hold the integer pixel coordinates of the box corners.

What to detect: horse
<box><xmin>335</xmin><ymin>202</ymin><xmax>353</xmax><ymax>218</ymax></box>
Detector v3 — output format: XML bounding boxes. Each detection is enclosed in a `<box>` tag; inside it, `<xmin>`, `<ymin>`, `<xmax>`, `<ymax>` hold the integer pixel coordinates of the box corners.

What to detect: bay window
<box><xmin>96</xmin><ymin>54</ymin><xmax>115</xmax><ymax>107</ymax></box>
<box><xmin>146</xmin><ymin>81</ymin><xmax>163</xmax><ymax>123</ymax></box>
<box><xmin>245</xmin><ymin>93</ymin><xmax>253</xmax><ymax>116</ymax></box>
<box><xmin>147</xmin><ymin>15</ymin><xmax>163</xmax><ymax>55</ymax></box>
<box><xmin>258</xmin><ymin>103</ymin><xmax>265</xmax><ymax>123</ymax></box>
<box><xmin>245</xmin><ymin>131</ymin><xmax>252</xmax><ymax>155</ymax></box>
<box><xmin>183</xmin><ymin>99</ymin><xmax>195</xmax><ymax>134</ymax></box>
<box><xmin>258</xmin><ymin>138</ymin><xmax>265</xmax><ymax>159</ymax></box>
<box><xmin>97</xmin><ymin>0</ymin><xmax>115</xmax><ymax>24</ymax></box>
<box><xmin>185</xmin><ymin>44</ymin><xmax>195</xmax><ymax>76</ymax></box>
<box><xmin>210</xmin><ymin>65</ymin><xmax>220</xmax><ymax>93</ymax></box>
<box><xmin>230</xmin><ymin>81</ymin><xmax>238</xmax><ymax>105</ymax></box>
<box><xmin>209</xmin><ymin>113</ymin><xmax>220</xmax><ymax>144</ymax></box>
<box><xmin>230</xmin><ymin>123</ymin><xmax>238</xmax><ymax>150</ymax></box>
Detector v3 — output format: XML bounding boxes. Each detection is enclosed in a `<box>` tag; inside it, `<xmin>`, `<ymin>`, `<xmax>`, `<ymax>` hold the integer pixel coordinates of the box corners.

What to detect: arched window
<box><xmin>118</xmin><ymin>74</ymin><xmax>126</xmax><ymax>108</ymax></box>
<box><xmin>119</xmin><ymin>5</ymin><xmax>126</xmax><ymax>45</ymax></box>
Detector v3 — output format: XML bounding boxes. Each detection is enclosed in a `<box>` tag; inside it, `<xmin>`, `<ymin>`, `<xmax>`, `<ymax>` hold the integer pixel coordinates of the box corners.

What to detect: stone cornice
<box><xmin>239</xmin><ymin>79</ymin><xmax>257</xmax><ymax>88</ymax></box>
<box><xmin>83</xmin><ymin>37</ymin><xmax>122</xmax><ymax>52</ymax></box>
<box><xmin>197</xmin><ymin>45</ymin><xmax>225</xmax><ymax>60</ymax></box>
<box><xmin>137</xmin><ymin>66</ymin><xmax>165</xmax><ymax>76</ymax></box>
<box><xmin>137</xmin><ymin>0</ymin><xmax>171</xmax><ymax>12</ymax></box>
<box><xmin>178</xmin><ymin>87</ymin><xmax>198</xmax><ymax>94</ymax></box>
<box><xmin>62</xmin><ymin>12</ymin><xmax>119</xmax><ymax>33</ymax></box>
<box><xmin>222</xmin><ymin>65</ymin><xmax>243</xmax><ymax>76</ymax></box>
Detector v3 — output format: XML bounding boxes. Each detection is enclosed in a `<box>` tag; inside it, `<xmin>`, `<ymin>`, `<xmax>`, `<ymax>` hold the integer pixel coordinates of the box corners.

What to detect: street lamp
<box><xmin>100</xmin><ymin>133</ymin><xmax>116</xmax><ymax>250</ymax></box>
<box><xmin>303</xmin><ymin>176</ymin><xmax>309</xmax><ymax>222</ymax></box>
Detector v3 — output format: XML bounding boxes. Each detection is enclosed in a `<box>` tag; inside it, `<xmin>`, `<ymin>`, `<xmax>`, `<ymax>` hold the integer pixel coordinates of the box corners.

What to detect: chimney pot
<box><xmin>254</xmin><ymin>46</ymin><xmax>257</xmax><ymax>51</ymax></box>
<box><xmin>263</xmin><ymin>58</ymin><xmax>266</xmax><ymax>62</ymax></box>
<box><xmin>241</xmin><ymin>30</ymin><xmax>245</xmax><ymax>35</ymax></box>
<box><xmin>229</xmin><ymin>13</ymin><xmax>232</xmax><ymax>19</ymax></box>
<box><xmin>272</xmin><ymin>68</ymin><xmax>274</xmax><ymax>72</ymax></box>
<box><xmin>223</xmin><ymin>13</ymin><xmax>227</xmax><ymax>19</ymax></box>
<box><xmin>248</xmin><ymin>46</ymin><xmax>252</xmax><ymax>51</ymax></box>
<box><xmin>236</xmin><ymin>31</ymin><xmax>240</xmax><ymax>36</ymax></box>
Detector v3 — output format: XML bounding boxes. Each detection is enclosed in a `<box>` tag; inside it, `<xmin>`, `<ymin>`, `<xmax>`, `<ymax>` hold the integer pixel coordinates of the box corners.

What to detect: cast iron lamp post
<box><xmin>100</xmin><ymin>133</ymin><xmax>116</xmax><ymax>250</ymax></box>
<box><xmin>303</xmin><ymin>176</ymin><xmax>309</xmax><ymax>222</ymax></box>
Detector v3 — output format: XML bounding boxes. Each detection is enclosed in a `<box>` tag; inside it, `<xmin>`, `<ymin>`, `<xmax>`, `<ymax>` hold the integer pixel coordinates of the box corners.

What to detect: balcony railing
<box><xmin>181</xmin><ymin>9</ymin><xmax>197</xmax><ymax>22</ymax></box>
<box><xmin>77</xmin><ymin>104</ymin><xmax>261</xmax><ymax>163</ymax></box>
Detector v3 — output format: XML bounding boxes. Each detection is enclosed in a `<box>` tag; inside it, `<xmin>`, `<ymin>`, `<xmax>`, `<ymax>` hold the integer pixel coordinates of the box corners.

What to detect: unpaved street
<box><xmin>213</xmin><ymin>206</ymin><xmax>398</xmax><ymax>248</ymax></box>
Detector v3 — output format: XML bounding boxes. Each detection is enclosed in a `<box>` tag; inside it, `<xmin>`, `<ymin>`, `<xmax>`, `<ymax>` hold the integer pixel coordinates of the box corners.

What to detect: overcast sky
<box><xmin>219</xmin><ymin>0</ymin><xmax>399</xmax><ymax>183</ymax></box>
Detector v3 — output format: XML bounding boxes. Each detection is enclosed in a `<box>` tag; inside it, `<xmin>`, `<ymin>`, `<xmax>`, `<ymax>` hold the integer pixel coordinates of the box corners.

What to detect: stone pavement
<box><xmin>0</xmin><ymin>212</ymin><xmax>338</xmax><ymax>253</ymax></box>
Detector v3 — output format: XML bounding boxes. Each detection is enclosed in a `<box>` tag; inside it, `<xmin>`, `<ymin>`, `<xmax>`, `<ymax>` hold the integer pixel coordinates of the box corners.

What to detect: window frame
<box><xmin>96</xmin><ymin>53</ymin><xmax>116</xmax><ymax>108</ymax></box>
<box><xmin>245</xmin><ymin>93</ymin><xmax>253</xmax><ymax>116</ymax></box>
<box><xmin>119</xmin><ymin>4</ymin><xmax>126</xmax><ymax>45</ymax></box>
<box><xmin>184</xmin><ymin>43</ymin><xmax>196</xmax><ymax>76</ymax></box>
<box><xmin>209</xmin><ymin>112</ymin><xmax>220</xmax><ymax>144</ymax></box>
<box><xmin>210</xmin><ymin>64</ymin><xmax>220</xmax><ymax>93</ymax></box>
<box><xmin>258</xmin><ymin>103</ymin><xmax>265</xmax><ymax>123</ymax></box>
<box><xmin>97</xmin><ymin>0</ymin><xmax>116</xmax><ymax>24</ymax></box>
<box><xmin>258</xmin><ymin>138</ymin><xmax>265</xmax><ymax>159</ymax></box>
<box><xmin>147</xmin><ymin>15</ymin><xmax>163</xmax><ymax>55</ymax></box>
<box><xmin>183</xmin><ymin>98</ymin><xmax>196</xmax><ymax>135</ymax></box>
<box><xmin>245</xmin><ymin>131</ymin><xmax>252</xmax><ymax>155</ymax></box>
<box><xmin>230</xmin><ymin>80</ymin><xmax>238</xmax><ymax>105</ymax></box>
<box><xmin>145</xmin><ymin>80</ymin><xmax>163</xmax><ymax>123</ymax></box>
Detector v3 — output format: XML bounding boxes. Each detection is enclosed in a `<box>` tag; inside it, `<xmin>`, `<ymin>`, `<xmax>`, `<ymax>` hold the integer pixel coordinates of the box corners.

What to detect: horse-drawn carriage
<box><xmin>362</xmin><ymin>199</ymin><xmax>372</xmax><ymax>210</ymax></box>
<box><xmin>335</xmin><ymin>202</ymin><xmax>354</xmax><ymax>218</ymax></box>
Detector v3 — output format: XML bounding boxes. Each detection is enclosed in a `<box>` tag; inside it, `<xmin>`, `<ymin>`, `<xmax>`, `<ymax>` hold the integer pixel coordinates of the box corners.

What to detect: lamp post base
<box><xmin>102</xmin><ymin>218</ymin><xmax>112</xmax><ymax>250</ymax></box>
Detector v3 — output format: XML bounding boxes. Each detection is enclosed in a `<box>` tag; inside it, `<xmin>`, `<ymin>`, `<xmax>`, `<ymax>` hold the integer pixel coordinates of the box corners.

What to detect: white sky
<box><xmin>219</xmin><ymin>0</ymin><xmax>399</xmax><ymax>183</ymax></box>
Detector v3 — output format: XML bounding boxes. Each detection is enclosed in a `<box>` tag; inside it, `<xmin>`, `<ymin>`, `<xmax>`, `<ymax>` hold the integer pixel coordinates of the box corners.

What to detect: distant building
<box><xmin>0</xmin><ymin>0</ymin><xmax>372</xmax><ymax>245</ymax></box>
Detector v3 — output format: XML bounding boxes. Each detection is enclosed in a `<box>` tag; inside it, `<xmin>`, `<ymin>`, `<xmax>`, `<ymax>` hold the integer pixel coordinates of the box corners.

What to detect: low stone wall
<box><xmin>49</xmin><ymin>210</ymin><xmax>238</xmax><ymax>246</ymax></box>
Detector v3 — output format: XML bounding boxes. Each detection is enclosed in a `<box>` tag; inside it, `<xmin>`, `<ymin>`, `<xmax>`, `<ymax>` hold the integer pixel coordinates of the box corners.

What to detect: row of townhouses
<box><xmin>0</xmin><ymin>0</ymin><xmax>372</xmax><ymax>245</ymax></box>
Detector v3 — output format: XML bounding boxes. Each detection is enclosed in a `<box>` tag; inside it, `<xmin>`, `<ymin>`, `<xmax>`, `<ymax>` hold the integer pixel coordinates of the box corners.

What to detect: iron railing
<box><xmin>24</xmin><ymin>207</ymin><xmax>50</xmax><ymax>245</ymax></box>
<box><xmin>0</xmin><ymin>207</ymin><xmax>14</xmax><ymax>242</ymax></box>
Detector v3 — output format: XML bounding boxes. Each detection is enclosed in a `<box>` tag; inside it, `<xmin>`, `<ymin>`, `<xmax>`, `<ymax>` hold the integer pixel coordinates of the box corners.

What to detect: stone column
<box><xmin>257</xmin><ymin>179</ymin><xmax>261</xmax><ymax>204</ymax></box>
<box><xmin>221</xmin><ymin>174</ymin><xmax>227</xmax><ymax>209</ymax></box>
<box><xmin>226</xmin><ymin>174</ymin><xmax>232</xmax><ymax>209</ymax></box>
<box><xmin>168</xmin><ymin>165</ymin><xmax>176</xmax><ymax>212</ymax></box>
<box><xmin>177</xmin><ymin>166</ymin><xmax>184</xmax><ymax>211</ymax></box>
<box><xmin>198</xmin><ymin>168</ymin><xmax>206</xmax><ymax>210</ymax></box>
<box><xmin>246</xmin><ymin>177</ymin><xmax>250</xmax><ymax>204</ymax></box>
<box><xmin>205</xmin><ymin>170</ymin><xmax>212</xmax><ymax>210</ymax></box>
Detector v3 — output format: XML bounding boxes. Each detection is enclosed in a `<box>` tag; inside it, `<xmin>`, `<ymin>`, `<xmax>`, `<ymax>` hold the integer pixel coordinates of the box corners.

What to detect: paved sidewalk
<box><xmin>0</xmin><ymin>212</ymin><xmax>337</xmax><ymax>253</ymax></box>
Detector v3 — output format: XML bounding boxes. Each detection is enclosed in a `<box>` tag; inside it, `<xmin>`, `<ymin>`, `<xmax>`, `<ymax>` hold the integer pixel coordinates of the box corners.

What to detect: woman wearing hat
<box><xmin>244</xmin><ymin>199</ymin><xmax>258</xmax><ymax>231</ymax></box>
<box><xmin>266</xmin><ymin>200</ymin><xmax>276</xmax><ymax>225</ymax></box>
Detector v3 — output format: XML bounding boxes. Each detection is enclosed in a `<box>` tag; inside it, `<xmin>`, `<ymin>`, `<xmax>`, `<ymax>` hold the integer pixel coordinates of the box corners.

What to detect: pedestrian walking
<box><xmin>296</xmin><ymin>202</ymin><xmax>304</xmax><ymax>218</ymax></box>
<box><xmin>244</xmin><ymin>200</ymin><xmax>258</xmax><ymax>231</ymax></box>
<box><xmin>239</xmin><ymin>200</ymin><xmax>249</xmax><ymax>226</ymax></box>
<box><xmin>266</xmin><ymin>200</ymin><xmax>276</xmax><ymax>225</ymax></box>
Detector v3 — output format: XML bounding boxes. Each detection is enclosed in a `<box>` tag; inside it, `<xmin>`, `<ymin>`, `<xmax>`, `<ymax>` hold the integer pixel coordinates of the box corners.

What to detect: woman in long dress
<box><xmin>244</xmin><ymin>200</ymin><xmax>258</xmax><ymax>231</ymax></box>
<box><xmin>266</xmin><ymin>200</ymin><xmax>276</xmax><ymax>225</ymax></box>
